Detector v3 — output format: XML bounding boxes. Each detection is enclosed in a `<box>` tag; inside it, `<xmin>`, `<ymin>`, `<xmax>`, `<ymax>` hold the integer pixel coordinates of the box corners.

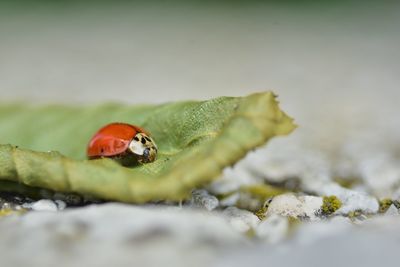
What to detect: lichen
<box><xmin>321</xmin><ymin>195</ymin><xmax>342</xmax><ymax>215</ymax></box>
<box><xmin>378</xmin><ymin>198</ymin><xmax>393</xmax><ymax>213</ymax></box>
<box><xmin>254</xmin><ymin>207</ymin><xmax>268</xmax><ymax>220</ymax></box>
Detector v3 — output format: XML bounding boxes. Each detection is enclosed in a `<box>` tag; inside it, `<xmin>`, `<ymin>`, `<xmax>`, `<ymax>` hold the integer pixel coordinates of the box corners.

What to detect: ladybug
<box><xmin>87</xmin><ymin>122</ymin><xmax>158</xmax><ymax>164</ymax></box>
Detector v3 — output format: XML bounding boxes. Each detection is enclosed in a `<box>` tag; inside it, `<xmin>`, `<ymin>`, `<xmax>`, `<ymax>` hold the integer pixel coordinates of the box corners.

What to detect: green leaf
<box><xmin>0</xmin><ymin>92</ymin><xmax>295</xmax><ymax>203</ymax></box>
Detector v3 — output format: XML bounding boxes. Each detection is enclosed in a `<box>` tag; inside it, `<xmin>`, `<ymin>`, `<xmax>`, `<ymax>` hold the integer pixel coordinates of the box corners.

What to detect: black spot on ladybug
<box><xmin>141</xmin><ymin>138</ymin><xmax>146</xmax><ymax>144</ymax></box>
<box><xmin>134</xmin><ymin>136</ymin><xmax>139</xmax><ymax>141</ymax></box>
<box><xmin>100</xmin><ymin>148</ymin><xmax>104</xmax><ymax>153</ymax></box>
<box><xmin>144</xmin><ymin>136</ymin><xmax>151</xmax><ymax>142</ymax></box>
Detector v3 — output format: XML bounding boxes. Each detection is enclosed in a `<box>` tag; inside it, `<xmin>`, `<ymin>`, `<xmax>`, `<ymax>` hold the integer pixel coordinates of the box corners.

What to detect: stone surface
<box><xmin>266</xmin><ymin>194</ymin><xmax>323</xmax><ymax>220</ymax></box>
<box><xmin>222</xmin><ymin>207</ymin><xmax>260</xmax><ymax>232</ymax></box>
<box><xmin>189</xmin><ymin>189</ymin><xmax>219</xmax><ymax>211</ymax></box>
<box><xmin>384</xmin><ymin>205</ymin><xmax>399</xmax><ymax>216</ymax></box>
<box><xmin>24</xmin><ymin>199</ymin><xmax>59</xmax><ymax>212</ymax></box>
<box><xmin>255</xmin><ymin>214</ymin><xmax>288</xmax><ymax>244</ymax></box>
<box><xmin>216</xmin><ymin>216</ymin><xmax>400</xmax><ymax>267</ymax></box>
<box><xmin>0</xmin><ymin>204</ymin><xmax>246</xmax><ymax>267</ymax></box>
<box><xmin>318</xmin><ymin>183</ymin><xmax>379</xmax><ymax>214</ymax></box>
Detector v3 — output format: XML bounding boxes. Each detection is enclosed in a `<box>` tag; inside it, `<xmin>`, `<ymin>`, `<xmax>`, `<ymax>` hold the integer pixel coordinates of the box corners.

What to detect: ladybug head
<box><xmin>128</xmin><ymin>133</ymin><xmax>158</xmax><ymax>163</ymax></box>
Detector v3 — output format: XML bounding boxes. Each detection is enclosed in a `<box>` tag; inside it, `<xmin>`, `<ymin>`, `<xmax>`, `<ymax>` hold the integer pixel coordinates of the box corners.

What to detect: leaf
<box><xmin>0</xmin><ymin>92</ymin><xmax>295</xmax><ymax>203</ymax></box>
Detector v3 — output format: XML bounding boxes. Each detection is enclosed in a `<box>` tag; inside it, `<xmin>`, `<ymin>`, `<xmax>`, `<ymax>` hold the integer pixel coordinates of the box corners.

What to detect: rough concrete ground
<box><xmin>0</xmin><ymin>1</ymin><xmax>400</xmax><ymax>267</ymax></box>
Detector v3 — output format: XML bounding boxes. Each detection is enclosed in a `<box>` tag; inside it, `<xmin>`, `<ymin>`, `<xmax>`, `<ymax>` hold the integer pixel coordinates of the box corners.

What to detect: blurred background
<box><xmin>1</xmin><ymin>1</ymin><xmax>398</xmax><ymax>105</ymax></box>
<box><xmin>1</xmin><ymin>0</ymin><xmax>399</xmax><ymax>163</ymax></box>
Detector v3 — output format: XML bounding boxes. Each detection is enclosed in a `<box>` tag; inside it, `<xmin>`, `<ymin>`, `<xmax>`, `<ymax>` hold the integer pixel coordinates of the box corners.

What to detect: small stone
<box><xmin>219</xmin><ymin>193</ymin><xmax>240</xmax><ymax>207</ymax></box>
<box><xmin>318</xmin><ymin>183</ymin><xmax>379</xmax><ymax>214</ymax></box>
<box><xmin>189</xmin><ymin>189</ymin><xmax>219</xmax><ymax>211</ymax></box>
<box><xmin>53</xmin><ymin>192</ymin><xmax>83</xmax><ymax>206</ymax></box>
<box><xmin>54</xmin><ymin>200</ymin><xmax>67</xmax><ymax>210</ymax></box>
<box><xmin>222</xmin><ymin>207</ymin><xmax>260</xmax><ymax>232</ymax></box>
<box><xmin>2</xmin><ymin>202</ymin><xmax>11</xmax><ymax>210</ymax></box>
<box><xmin>27</xmin><ymin>199</ymin><xmax>58</xmax><ymax>212</ymax></box>
<box><xmin>255</xmin><ymin>214</ymin><xmax>288</xmax><ymax>243</ymax></box>
<box><xmin>384</xmin><ymin>204</ymin><xmax>399</xmax><ymax>216</ymax></box>
<box><xmin>266</xmin><ymin>193</ymin><xmax>323</xmax><ymax>221</ymax></box>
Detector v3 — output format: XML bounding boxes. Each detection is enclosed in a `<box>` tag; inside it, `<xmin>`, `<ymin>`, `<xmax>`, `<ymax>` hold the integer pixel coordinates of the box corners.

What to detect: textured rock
<box><xmin>222</xmin><ymin>207</ymin><xmax>260</xmax><ymax>232</ymax></box>
<box><xmin>384</xmin><ymin>205</ymin><xmax>399</xmax><ymax>216</ymax></box>
<box><xmin>54</xmin><ymin>200</ymin><xmax>67</xmax><ymax>210</ymax></box>
<box><xmin>189</xmin><ymin>189</ymin><xmax>219</xmax><ymax>211</ymax></box>
<box><xmin>266</xmin><ymin>194</ymin><xmax>323</xmax><ymax>220</ymax></box>
<box><xmin>0</xmin><ymin>204</ymin><xmax>246</xmax><ymax>267</ymax></box>
<box><xmin>216</xmin><ymin>216</ymin><xmax>400</xmax><ymax>267</ymax></box>
<box><xmin>23</xmin><ymin>199</ymin><xmax>59</xmax><ymax>212</ymax></box>
<box><xmin>317</xmin><ymin>183</ymin><xmax>379</xmax><ymax>214</ymax></box>
<box><xmin>208</xmin><ymin>165</ymin><xmax>263</xmax><ymax>195</ymax></box>
<box><xmin>255</xmin><ymin>214</ymin><xmax>288</xmax><ymax>243</ymax></box>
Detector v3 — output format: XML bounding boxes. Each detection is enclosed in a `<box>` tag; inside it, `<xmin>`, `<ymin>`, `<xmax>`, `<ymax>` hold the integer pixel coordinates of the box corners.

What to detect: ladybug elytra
<box><xmin>87</xmin><ymin>122</ymin><xmax>157</xmax><ymax>164</ymax></box>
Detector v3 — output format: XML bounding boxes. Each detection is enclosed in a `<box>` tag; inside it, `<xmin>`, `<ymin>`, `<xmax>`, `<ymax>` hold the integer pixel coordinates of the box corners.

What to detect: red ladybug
<box><xmin>87</xmin><ymin>122</ymin><xmax>157</xmax><ymax>164</ymax></box>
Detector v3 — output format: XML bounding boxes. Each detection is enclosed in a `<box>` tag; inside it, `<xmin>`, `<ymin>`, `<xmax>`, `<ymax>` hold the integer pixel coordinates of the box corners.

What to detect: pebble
<box><xmin>53</xmin><ymin>192</ymin><xmax>83</xmax><ymax>206</ymax></box>
<box><xmin>189</xmin><ymin>189</ymin><xmax>219</xmax><ymax>211</ymax></box>
<box><xmin>54</xmin><ymin>200</ymin><xmax>67</xmax><ymax>210</ymax></box>
<box><xmin>24</xmin><ymin>199</ymin><xmax>59</xmax><ymax>212</ymax></box>
<box><xmin>384</xmin><ymin>205</ymin><xmax>399</xmax><ymax>216</ymax></box>
<box><xmin>266</xmin><ymin>193</ymin><xmax>323</xmax><ymax>220</ymax></box>
<box><xmin>317</xmin><ymin>183</ymin><xmax>379</xmax><ymax>214</ymax></box>
<box><xmin>222</xmin><ymin>207</ymin><xmax>260</xmax><ymax>232</ymax></box>
<box><xmin>255</xmin><ymin>214</ymin><xmax>288</xmax><ymax>243</ymax></box>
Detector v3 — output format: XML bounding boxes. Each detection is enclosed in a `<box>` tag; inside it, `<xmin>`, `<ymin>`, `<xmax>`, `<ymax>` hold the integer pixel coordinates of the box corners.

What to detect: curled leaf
<box><xmin>0</xmin><ymin>92</ymin><xmax>295</xmax><ymax>203</ymax></box>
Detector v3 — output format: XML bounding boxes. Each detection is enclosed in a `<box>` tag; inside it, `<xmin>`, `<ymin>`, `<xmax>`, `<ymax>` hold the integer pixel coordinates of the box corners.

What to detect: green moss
<box><xmin>321</xmin><ymin>195</ymin><xmax>342</xmax><ymax>215</ymax></box>
<box><xmin>254</xmin><ymin>206</ymin><xmax>268</xmax><ymax>220</ymax></box>
<box><xmin>379</xmin><ymin>198</ymin><xmax>393</xmax><ymax>213</ymax></box>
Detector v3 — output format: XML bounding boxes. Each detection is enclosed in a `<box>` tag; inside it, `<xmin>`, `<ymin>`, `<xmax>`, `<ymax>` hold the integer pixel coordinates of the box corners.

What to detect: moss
<box><xmin>378</xmin><ymin>198</ymin><xmax>393</xmax><ymax>213</ymax></box>
<box><xmin>321</xmin><ymin>195</ymin><xmax>342</xmax><ymax>215</ymax></box>
<box><xmin>254</xmin><ymin>207</ymin><xmax>268</xmax><ymax>220</ymax></box>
